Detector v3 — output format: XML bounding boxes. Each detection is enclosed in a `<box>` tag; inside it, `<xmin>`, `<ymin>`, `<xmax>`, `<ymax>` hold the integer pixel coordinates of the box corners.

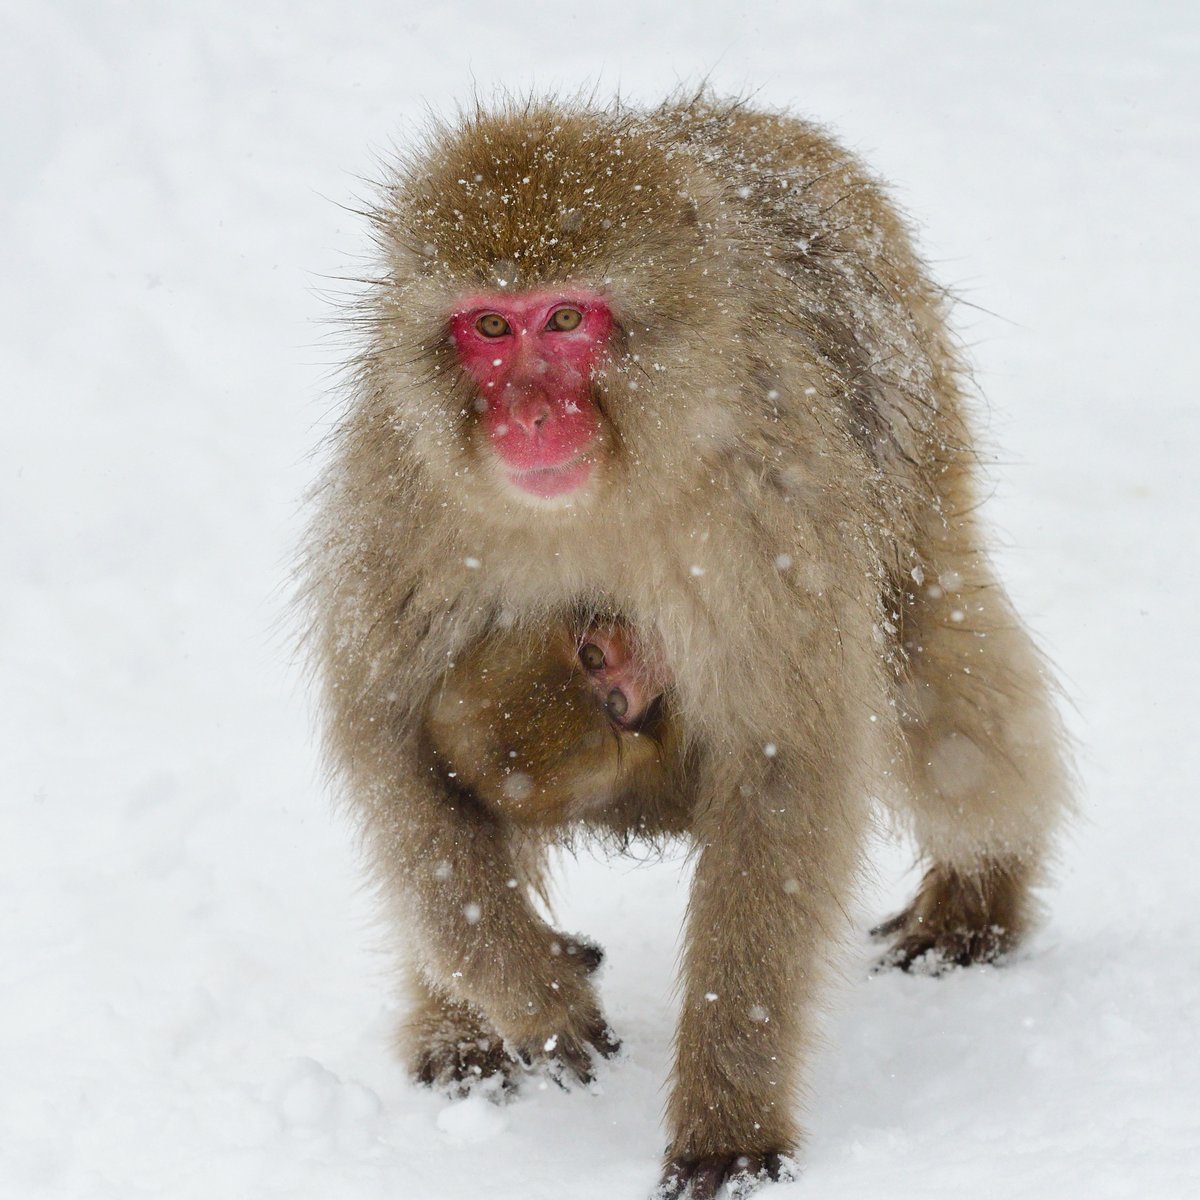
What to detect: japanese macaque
<box><xmin>302</xmin><ymin>94</ymin><xmax>1071</xmax><ymax>1198</ymax></box>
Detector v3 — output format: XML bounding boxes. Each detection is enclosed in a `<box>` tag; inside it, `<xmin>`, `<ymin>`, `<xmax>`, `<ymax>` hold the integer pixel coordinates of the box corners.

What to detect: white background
<box><xmin>2</xmin><ymin>2</ymin><xmax>1197</xmax><ymax>1197</ymax></box>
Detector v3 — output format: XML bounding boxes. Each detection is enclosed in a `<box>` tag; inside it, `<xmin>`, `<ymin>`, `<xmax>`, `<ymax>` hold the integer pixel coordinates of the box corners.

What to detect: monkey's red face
<box><xmin>450</xmin><ymin>291</ymin><xmax>614</xmax><ymax>500</ymax></box>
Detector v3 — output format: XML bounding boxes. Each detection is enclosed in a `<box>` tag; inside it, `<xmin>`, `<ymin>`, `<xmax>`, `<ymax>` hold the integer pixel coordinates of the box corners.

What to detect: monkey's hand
<box><xmin>654</xmin><ymin>1151</ymin><xmax>799</xmax><ymax>1199</ymax></box>
<box><xmin>511</xmin><ymin>1009</ymin><xmax>622</xmax><ymax>1090</ymax></box>
<box><xmin>495</xmin><ymin>934</ymin><xmax>620</xmax><ymax>1087</ymax></box>
<box><xmin>412</xmin><ymin>1024</ymin><xmax>519</xmax><ymax>1099</ymax></box>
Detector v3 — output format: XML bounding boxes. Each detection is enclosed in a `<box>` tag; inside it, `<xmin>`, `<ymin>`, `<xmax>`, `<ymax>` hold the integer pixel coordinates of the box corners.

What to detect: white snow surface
<box><xmin>3</xmin><ymin>3</ymin><xmax>1198</xmax><ymax>1197</ymax></box>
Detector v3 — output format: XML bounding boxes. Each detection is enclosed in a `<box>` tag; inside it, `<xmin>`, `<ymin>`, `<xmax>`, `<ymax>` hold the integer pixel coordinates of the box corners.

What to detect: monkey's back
<box><xmin>658</xmin><ymin>99</ymin><xmax>975</xmax><ymax>543</ymax></box>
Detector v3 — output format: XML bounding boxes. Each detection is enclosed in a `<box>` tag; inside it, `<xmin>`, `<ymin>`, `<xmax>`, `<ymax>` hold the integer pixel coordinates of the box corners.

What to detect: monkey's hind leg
<box><xmin>878</xmin><ymin>551</ymin><xmax>1072</xmax><ymax>973</ymax></box>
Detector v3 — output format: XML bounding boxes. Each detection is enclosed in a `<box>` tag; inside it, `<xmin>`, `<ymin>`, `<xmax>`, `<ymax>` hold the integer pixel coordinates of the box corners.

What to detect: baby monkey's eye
<box><xmin>579</xmin><ymin>643</ymin><xmax>606</xmax><ymax>671</ymax></box>
<box><xmin>547</xmin><ymin>307</ymin><xmax>583</xmax><ymax>332</ymax></box>
<box><xmin>476</xmin><ymin>313</ymin><xmax>511</xmax><ymax>337</ymax></box>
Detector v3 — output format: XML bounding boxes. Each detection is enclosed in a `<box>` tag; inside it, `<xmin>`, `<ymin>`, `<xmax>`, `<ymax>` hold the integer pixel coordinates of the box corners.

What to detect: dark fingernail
<box><xmin>766</xmin><ymin>1153</ymin><xmax>799</xmax><ymax>1182</ymax></box>
<box><xmin>655</xmin><ymin>1159</ymin><xmax>693</xmax><ymax>1200</ymax></box>
<box><xmin>690</xmin><ymin>1159</ymin><xmax>726</xmax><ymax>1200</ymax></box>
<box><xmin>569</xmin><ymin>940</ymin><xmax>604</xmax><ymax>972</ymax></box>
<box><xmin>726</xmin><ymin>1155</ymin><xmax>764</xmax><ymax>1198</ymax></box>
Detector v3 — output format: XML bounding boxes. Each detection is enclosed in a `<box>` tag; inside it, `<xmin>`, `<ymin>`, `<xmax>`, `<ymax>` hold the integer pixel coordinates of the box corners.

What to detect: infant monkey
<box><xmin>426</xmin><ymin>620</ymin><xmax>687</xmax><ymax>833</ymax></box>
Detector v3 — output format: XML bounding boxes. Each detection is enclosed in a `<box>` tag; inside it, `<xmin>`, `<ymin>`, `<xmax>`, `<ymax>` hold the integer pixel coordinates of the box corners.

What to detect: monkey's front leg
<box><xmin>659</xmin><ymin>753</ymin><xmax>866</xmax><ymax>1199</ymax></box>
<box><xmin>365</xmin><ymin>741</ymin><xmax>619</xmax><ymax>1089</ymax></box>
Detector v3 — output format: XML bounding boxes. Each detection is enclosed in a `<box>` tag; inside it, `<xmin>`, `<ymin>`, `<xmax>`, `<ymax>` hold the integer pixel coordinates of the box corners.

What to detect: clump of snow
<box><xmin>436</xmin><ymin>1095</ymin><xmax>509</xmax><ymax>1143</ymax></box>
<box><xmin>500</xmin><ymin>771</ymin><xmax>533</xmax><ymax>802</ymax></box>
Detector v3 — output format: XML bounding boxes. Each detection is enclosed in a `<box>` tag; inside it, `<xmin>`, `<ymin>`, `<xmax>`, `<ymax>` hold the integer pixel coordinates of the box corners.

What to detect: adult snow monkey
<box><xmin>301</xmin><ymin>95</ymin><xmax>1071</xmax><ymax>1199</ymax></box>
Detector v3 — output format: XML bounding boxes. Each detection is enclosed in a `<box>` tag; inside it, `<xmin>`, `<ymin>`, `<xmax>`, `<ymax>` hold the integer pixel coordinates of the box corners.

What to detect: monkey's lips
<box><xmin>504</xmin><ymin>453</ymin><xmax>593</xmax><ymax>498</ymax></box>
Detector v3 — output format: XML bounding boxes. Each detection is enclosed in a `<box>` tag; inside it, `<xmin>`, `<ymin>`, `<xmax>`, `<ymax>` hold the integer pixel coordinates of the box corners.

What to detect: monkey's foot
<box><xmin>407</xmin><ymin>997</ymin><xmax>519</xmax><ymax>1097</ymax></box>
<box><xmin>871</xmin><ymin>860</ymin><xmax>1030</xmax><ymax>974</ymax></box>
<box><xmin>654</xmin><ymin>1151</ymin><xmax>799</xmax><ymax>1200</ymax></box>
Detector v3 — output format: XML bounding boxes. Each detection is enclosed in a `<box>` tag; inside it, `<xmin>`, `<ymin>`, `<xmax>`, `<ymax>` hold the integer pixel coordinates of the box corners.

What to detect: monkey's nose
<box><xmin>508</xmin><ymin>397</ymin><xmax>551</xmax><ymax>435</ymax></box>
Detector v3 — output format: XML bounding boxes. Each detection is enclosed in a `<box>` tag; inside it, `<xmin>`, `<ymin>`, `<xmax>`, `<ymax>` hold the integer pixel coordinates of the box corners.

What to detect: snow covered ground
<box><xmin>3</xmin><ymin>2</ymin><xmax>1198</xmax><ymax>1197</ymax></box>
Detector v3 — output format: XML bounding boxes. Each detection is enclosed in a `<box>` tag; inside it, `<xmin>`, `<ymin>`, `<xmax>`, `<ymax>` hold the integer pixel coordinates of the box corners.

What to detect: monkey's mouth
<box><xmin>505</xmin><ymin>454</ymin><xmax>592</xmax><ymax>499</ymax></box>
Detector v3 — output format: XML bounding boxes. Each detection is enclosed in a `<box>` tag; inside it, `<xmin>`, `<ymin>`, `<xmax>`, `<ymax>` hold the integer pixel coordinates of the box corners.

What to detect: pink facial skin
<box><xmin>575</xmin><ymin>622</ymin><xmax>673</xmax><ymax>730</ymax></box>
<box><xmin>449</xmin><ymin>290</ymin><xmax>614</xmax><ymax>499</ymax></box>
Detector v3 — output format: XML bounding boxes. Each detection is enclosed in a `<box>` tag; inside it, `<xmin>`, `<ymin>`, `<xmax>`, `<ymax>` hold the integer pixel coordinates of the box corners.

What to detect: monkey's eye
<box><xmin>475</xmin><ymin>313</ymin><xmax>511</xmax><ymax>337</ymax></box>
<box><xmin>547</xmin><ymin>307</ymin><xmax>583</xmax><ymax>332</ymax></box>
<box><xmin>579</xmin><ymin>643</ymin><xmax>606</xmax><ymax>671</ymax></box>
